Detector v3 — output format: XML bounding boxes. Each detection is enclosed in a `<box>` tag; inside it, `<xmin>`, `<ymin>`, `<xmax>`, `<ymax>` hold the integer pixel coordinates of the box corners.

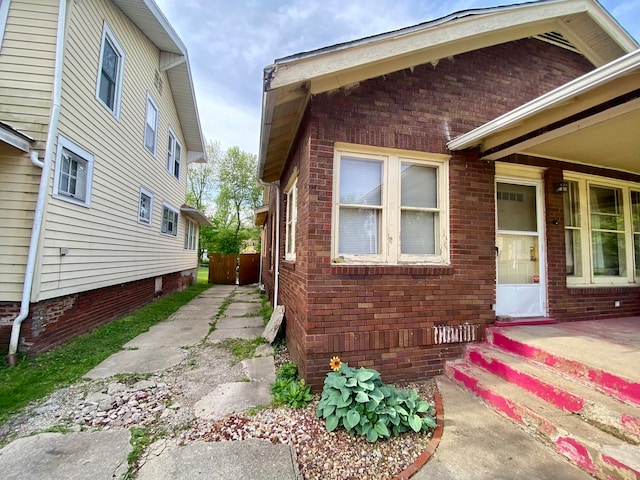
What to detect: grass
<box><xmin>259</xmin><ymin>292</ymin><xmax>274</xmax><ymax>326</ymax></box>
<box><xmin>0</xmin><ymin>282</ymin><xmax>212</xmax><ymax>426</ymax></box>
<box><xmin>197</xmin><ymin>265</ymin><xmax>209</xmax><ymax>284</ymax></box>
<box><xmin>218</xmin><ymin>337</ymin><xmax>265</xmax><ymax>363</ymax></box>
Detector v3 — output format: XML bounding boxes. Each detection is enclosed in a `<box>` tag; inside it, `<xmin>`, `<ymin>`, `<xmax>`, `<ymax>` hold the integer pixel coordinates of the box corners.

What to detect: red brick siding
<box><xmin>266</xmin><ymin>39</ymin><xmax>600</xmax><ymax>389</ymax></box>
<box><xmin>0</xmin><ymin>270</ymin><xmax>194</xmax><ymax>355</ymax></box>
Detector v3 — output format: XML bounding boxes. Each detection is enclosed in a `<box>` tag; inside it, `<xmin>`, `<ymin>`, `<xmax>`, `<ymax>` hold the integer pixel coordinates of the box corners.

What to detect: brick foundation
<box><xmin>0</xmin><ymin>269</ymin><xmax>195</xmax><ymax>356</ymax></box>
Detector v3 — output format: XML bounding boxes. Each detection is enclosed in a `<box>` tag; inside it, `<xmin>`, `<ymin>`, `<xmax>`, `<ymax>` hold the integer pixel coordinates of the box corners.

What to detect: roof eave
<box><xmin>113</xmin><ymin>0</ymin><xmax>206</xmax><ymax>158</ymax></box>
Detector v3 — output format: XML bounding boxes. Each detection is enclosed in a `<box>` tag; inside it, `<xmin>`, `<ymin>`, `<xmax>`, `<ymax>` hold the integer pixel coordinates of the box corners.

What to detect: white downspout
<box><xmin>6</xmin><ymin>0</ymin><xmax>67</xmax><ymax>365</ymax></box>
<box><xmin>273</xmin><ymin>184</ymin><xmax>280</xmax><ymax>306</ymax></box>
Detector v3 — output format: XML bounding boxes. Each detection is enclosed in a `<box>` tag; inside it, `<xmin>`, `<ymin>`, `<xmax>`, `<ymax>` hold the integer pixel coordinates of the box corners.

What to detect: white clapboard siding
<box><xmin>0</xmin><ymin>0</ymin><xmax>56</xmax><ymax>141</ymax></box>
<box><xmin>0</xmin><ymin>1</ymin><xmax>58</xmax><ymax>301</ymax></box>
<box><xmin>34</xmin><ymin>0</ymin><xmax>200</xmax><ymax>302</ymax></box>
<box><xmin>0</xmin><ymin>149</ymin><xmax>41</xmax><ymax>301</ymax></box>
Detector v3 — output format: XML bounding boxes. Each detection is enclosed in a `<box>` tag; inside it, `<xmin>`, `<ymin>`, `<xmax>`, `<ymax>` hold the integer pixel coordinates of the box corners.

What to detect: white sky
<box><xmin>153</xmin><ymin>0</ymin><xmax>640</xmax><ymax>156</ymax></box>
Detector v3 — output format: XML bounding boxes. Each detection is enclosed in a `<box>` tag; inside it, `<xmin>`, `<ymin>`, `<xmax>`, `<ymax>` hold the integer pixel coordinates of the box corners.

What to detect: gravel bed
<box><xmin>0</xmin><ymin>342</ymin><xmax>438</xmax><ymax>480</ymax></box>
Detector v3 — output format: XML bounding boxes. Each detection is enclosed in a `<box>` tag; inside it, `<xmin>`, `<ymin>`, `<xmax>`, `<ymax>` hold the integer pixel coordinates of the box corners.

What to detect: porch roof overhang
<box><xmin>181</xmin><ymin>205</ymin><xmax>212</xmax><ymax>226</ymax></box>
<box><xmin>258</xmin><ymin>0</ymin><xmax>638</xmax><ymax>183</ymax></box>
<box><xmin>447</xmin><ymin>48</ymin><xmax>640</xmax><ymax>175</ymax></box>
<box><xmin>254</xmin><ymin>205</ymin><xmax>269</xmax><ymax>227</ymax></box>
<box><xmin>0</xmin><ymin>121</ymin><xmax>33</xmax><ymax>152</ymax></box>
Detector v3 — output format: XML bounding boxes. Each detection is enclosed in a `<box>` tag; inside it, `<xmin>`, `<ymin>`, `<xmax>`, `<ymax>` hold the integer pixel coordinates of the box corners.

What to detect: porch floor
<box><xmin>490</xmin><ymin>317</ymin><xmax>640</xmax><ymax>399</ymax></box>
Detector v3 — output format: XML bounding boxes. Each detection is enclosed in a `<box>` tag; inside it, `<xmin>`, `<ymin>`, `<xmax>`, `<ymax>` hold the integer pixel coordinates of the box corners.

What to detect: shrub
<box><xmin>316</xmin><ymin>359</ymin><xmax>436</xmax><ymax>442</ymax></box>
<box><xmin>271</xmin><ymin>362</ymin><xmax>313</xmax><ymax>408</ymax></box>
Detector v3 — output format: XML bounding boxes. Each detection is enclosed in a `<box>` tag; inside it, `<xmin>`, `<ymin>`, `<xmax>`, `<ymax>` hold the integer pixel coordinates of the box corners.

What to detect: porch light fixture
<box><xmin>553</xmin><ymin>181</ymin><xmax>569</xmax><ymax>194</ymax></box>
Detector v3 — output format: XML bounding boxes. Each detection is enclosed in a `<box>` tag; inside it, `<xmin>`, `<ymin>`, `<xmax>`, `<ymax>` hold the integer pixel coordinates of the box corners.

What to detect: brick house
<box><xmin>255</xmin><ymin>0</ymin><xmax>640</xmax><ymax>389</ymax></box>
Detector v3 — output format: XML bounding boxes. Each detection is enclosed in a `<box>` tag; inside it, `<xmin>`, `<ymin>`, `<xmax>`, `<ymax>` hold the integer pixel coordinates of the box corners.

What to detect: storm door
<box><xmin>496</xmin><ymin>180</ymin><xmax>546</xmax><ymax>317</ymax></box>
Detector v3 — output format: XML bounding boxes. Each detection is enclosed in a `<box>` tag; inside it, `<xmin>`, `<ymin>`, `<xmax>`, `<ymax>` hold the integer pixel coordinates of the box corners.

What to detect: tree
<box><xmin>187</xmin><ymin>139</ymin><xmax>220</xmax><ymax>213</ymax></box>
<box><xmin>209</xmin><ymin>146</ymin><xmax>262</xmax><ymax>254</ymax></box>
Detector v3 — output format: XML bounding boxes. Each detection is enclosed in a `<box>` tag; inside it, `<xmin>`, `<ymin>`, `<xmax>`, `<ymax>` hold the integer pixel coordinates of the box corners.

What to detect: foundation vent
<box><xmin>433</xmin><ymin>324</ymin><xmax>478</xmax><ymax>345</ymax></box>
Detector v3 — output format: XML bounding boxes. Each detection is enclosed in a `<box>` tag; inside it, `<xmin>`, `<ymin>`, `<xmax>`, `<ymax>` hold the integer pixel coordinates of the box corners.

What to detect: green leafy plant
<box><xmin>271</xmin><ymin>362</ymin><xmax>313</xmax><ymax>408</ymax></box>
<box><xmin>316</xmin><ymin>359</ymin><xmax>436</xmax><ymax>442</ymax></box>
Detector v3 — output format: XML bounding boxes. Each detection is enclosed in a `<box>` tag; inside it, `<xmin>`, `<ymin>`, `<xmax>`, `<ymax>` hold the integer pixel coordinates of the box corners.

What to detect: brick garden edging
<box><xmin>393</xmin><ymin>391</ymin><xmax>445</xmax><ymax>480</ymax></box>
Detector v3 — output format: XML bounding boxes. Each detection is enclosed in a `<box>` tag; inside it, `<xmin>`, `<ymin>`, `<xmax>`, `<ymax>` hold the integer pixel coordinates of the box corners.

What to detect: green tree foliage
<box><xmin>189</xmin><ymin>143</ymin><xmax>263</xmax><ymax>256</ymax></box>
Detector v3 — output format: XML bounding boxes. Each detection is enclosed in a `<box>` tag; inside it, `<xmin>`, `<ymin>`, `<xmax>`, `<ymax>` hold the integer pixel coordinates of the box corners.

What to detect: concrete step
<box><xmin>486</xmin><ymin>326</ymin><xmax>640</xmax><ymax>407</ymax></box>
<box><xmin>446</xmin><ymin>360</ymin><xmax>640</xmax><ymax>480</ymax></box>
<box><xmin>464</xmin><ymin>344</ymin><xmax>640</xmax><ymax>444</ymax></box>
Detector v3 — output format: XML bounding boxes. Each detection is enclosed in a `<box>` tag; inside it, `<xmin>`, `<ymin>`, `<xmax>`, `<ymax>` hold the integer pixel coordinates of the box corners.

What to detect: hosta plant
<box><xmin>316</xmin><ymin>358</ymin><xmax>435</xmax><ymax>442</ymax></box>
<box><xmin>271</xmin><ymin>362</ymin><xmax>313</xmax><ymax>408</ymax></box>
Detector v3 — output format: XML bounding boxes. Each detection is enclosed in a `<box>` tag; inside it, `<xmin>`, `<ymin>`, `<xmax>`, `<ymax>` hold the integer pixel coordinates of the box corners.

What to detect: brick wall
<box><xmin>0</xmin><ymin>270</ymin><xmax>194</xmax><ymax>356</ymax></box>
<box><xmin>266</xmin><ymin>39</ymin><xmax>601</xmax><ymax>389</ymax></box>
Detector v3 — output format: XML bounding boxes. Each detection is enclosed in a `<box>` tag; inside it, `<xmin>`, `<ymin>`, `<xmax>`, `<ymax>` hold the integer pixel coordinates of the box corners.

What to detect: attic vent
<box><xmin>497</xmin><ymin>191</ymin><xmax>524</xmax><ymax>202</ymax></box>
<box><xmin>535</xmin><ymin>32</ymin><xmax>580</xmax><ymax>54</ymax></box>
<box><xmin>433</xmin><ymin>324</ymin><xmax>478</xmax><ymax>345</ymax></box>
<box><xmin>154</xmin><ymin>69</ymin><xmax>163</xmax><ymax>96</ymax></box>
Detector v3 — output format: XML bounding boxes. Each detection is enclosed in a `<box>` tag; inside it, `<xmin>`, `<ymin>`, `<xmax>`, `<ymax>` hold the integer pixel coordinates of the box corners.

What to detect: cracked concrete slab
<box><xmin>208</xmin><ymin>327</ymin><xmax>264</xmax><ymax>343</ymax></box>
<box><xmin>216</xmin><ymin>316</ymin><xmax>264</xmax><ymax>329</ymax></box>
<box><xmin>224</xmin><ymin>302</ymin><xmax>261</xmax><ymax>316</ymax></box>
<box><xmin>84</xmin><ymin>346</ymin><xmax>187</xmax><ymax>379</ymax></box>
<box><xmin>194</xmin><ymin>382</ymin><xmax>273</xmax><ymax>420</ymax></box>
<box><xmin>0</xmin><ymin>429</ymin><xmax>131</xmax><ymax>480</ymax></box>
<box><xmin>136</xmin><ymin>438</ymin><xmax>300</xmax><ymax>480</ymax></box>
<box><xmin>242</xmin><ymin>356</ymin><xmax>276</xmax><ymax>383</ymax></box>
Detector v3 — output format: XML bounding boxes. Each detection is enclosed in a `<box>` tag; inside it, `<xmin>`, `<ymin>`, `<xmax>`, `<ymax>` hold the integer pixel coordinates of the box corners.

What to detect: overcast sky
<box><xmin>153</xmin><ymin>0</ymin><xmax>640</xmax><ymax>156</ymax></box>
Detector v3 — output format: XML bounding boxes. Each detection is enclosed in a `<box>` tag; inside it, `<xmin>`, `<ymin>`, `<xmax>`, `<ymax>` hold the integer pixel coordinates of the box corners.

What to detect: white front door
<box><xmin>496</xmin><ymin>180</ymin><xmax>546</xmax><ymax>317</ymax></box>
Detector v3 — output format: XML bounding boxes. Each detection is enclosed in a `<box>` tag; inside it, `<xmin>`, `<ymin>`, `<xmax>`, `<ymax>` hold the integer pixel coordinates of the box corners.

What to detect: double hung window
<box><xmin>333</xmin><ymin>146</ymin><xmax>448</xmax><ymax>264</ymax></box>
<box><xmin>53</xmin><ymin>136</ymin><xmax>94</xmax><ymax>207</ymax></box>
<box><xmin>138</xmin><ymin>188</ymin><xmax>153</xmax><ymax>225</ymax></box>
<box><xmin>144</xmin><ymin>94</ymin><xmax>158</xmax><ymax>155</ymax></box>
<box><xmin>284</xmin><ymin>177</ymin><xmax>298</xmax><ymax>261</ymax></box>
<box><xmin>184</xmin><ymin>219</ymin><xmax>197</xmax><ymax>250</ymax></box>
<box><xmin>96</xmin><ymin>22</ymin><xmax>124</xmax><ymax>118</ymax></box>
<box><xmin>161</xmin><ymin>203</ymin><xmax>179</xmax><ymax>236</ymax></box>
<box><xmin>564</xmin><ymin>174</ymin><xmax>640</xmax><ymax>284</ymax></box>
<box><xmin>166</xmin><ymin>130</ymin><xmax>182</xmax><ymax>180</ymax></box>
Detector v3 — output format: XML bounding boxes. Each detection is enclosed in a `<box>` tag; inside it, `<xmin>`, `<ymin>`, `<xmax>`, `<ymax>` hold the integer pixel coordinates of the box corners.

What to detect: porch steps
<box><xmin>446</xmin><ymin>325</ymin><xmax>640</xmax><ymax>480</ymax></box>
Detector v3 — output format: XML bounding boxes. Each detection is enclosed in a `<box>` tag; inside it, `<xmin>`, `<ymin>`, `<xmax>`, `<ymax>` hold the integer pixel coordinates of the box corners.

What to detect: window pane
<box><xmin>497</xmin><ymin>183</ymin><xmax>537</xmax><ymax>232</ymax></box>
<box><xmin>339</xmin><ymin>157</ymin><xmax>382</xmax><ymax>205</ymax></box>
<box><xmin>401</xmin><ymin>210</ymin><xmax>435</xmax><ymax>254</ymax></box>
<box><xmin>633</xmin><ymin>191</ymin><xmax>640</xmax><ymax>278</ymax></box>
<box><xmin>565</xmin><ymin>229</ymin><xmax>582</xmax><ymax>277</ymax></box>
<box><xmin>592</xmin><ymin>231</ymin><xmax>626</xmax><ymax>277</ymax></box>
<box><xmin>401</xmin><ymin>163</ymin><xmax>436</xmax><ymax>208</ymax></box>
<box><xmin>99</xmin><ymin>40</ymin><xmax>118</xmax><ymax>107</ymax></box>
<box><xmin>563</xmin><ymin>181</ymin><xmax>580</xmax><ymax>227</ymax></box>
<box><xmin>590</xmin><ymin>186</ymin><xmax>624</xmax><ymax>231</ymax></box>
<box><xmin>339</xmin><ymin>207</ymin><xmax>380</xmax><ymax>254</ymax></box>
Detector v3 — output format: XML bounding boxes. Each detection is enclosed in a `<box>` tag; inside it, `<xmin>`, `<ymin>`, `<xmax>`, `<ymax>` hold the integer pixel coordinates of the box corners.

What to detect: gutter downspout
<box><xmin>6</xmin><ymin>0</ymin><xmax>67</xmax><ymax>366</ymax></box>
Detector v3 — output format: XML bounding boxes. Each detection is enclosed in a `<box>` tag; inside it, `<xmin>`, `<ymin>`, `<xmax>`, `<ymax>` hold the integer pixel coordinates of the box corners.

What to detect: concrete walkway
<box><xmin>0</xmin><ymin>284</ymin><xmax>300</xmax><ymax>480</ymax></box>
<box><xmin>413</xmin><ymin>377</ymin><xmax>593</xmax><ymax>480</ymax></box>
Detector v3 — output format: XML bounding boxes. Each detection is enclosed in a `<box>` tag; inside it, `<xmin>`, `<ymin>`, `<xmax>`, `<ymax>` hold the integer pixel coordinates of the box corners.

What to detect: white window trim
<box><xmin>144</xmin><ymin>93</ymin><xmax>159</xmax><ymax>156</ymax></box>
<box><xmin>166</xmin><ymin>128</ymin><xmax>182</xmax><ymax>180</ymax></box>
<box><xmin>332</xmin><ymin>144</ymin><xmax>449</xmax><ymax>265</ymax></box>
<box><xmin>565</xmin><ymin>172</ymin><xmax>640</xmax><ymax>286</ymax></box>
<box><xmin>95</xmin><ymin>21</ymin><xmax>125</xmax><ymax>119</ymax></box>
<box><xmin>161</xmin><ymin>202</ymin><xmax>179</xmax><ymax>237</ymax></box>
<box><xmin>284</xmin><ymin>175</ymin><xmax>298</xmax><ymax>261</ymax></box>
<box><xmin>138</xmin><ymin>187</ymin><xmax>154</xmax><ymax>226</ymax></box>
<box><xmin>52</xmin><ymin>135</ymin><xmax>94</xmax><ymax>208</ymax></box>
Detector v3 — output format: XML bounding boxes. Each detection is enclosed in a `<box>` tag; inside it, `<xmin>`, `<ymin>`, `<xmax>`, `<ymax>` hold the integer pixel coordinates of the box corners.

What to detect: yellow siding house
<box><xmin>0</xmin><ymin>0</ymin><xmax>210</xmax><ymax>361</ymax></box>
